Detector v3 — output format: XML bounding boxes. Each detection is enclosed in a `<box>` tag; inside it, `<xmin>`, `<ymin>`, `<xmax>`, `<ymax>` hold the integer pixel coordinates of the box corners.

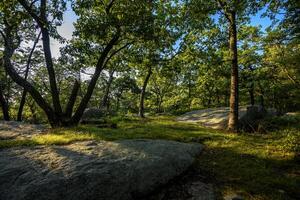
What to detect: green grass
<box><xmin>0</xmin><ymin>115</ymin><xmax>299</xmax><ymax>200</ymax></box>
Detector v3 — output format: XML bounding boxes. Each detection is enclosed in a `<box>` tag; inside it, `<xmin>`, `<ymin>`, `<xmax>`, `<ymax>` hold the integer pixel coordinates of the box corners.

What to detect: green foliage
<box><xmin>279</xmin><ymin>129</ymin><xmax>300</xmax><ymax>153</ymax></box>
<box><xmin>0</xmin><ymin>0</ymin><xmax>299</xmax><ymax>124</ymax></box>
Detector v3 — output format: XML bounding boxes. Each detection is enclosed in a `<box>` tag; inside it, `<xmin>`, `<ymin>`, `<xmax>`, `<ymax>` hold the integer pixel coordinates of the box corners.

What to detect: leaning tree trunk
<box><xmin>139</xmin><ymin>66</ymin><xmax>152</xmax><ymax>118</ymax></box>
<box><xmin>2</xmin><ymin>21</ymin><xmax>58</xmax><ymax>126</ymax></box>
<box><xmin>17</xmin><ymin>91</ymin><xmax>26</xmax><ymax>121</ymax></box>
<box><xmin>0</xmin><ymin>87</ymin><xmax>10</xmax><ymax>121</ymax></box>
<box><xmin>41</xmin><ymin>27</ymin><xmax>63</xmax><ymax>119</ymax></box>
<box><xmin>17</xmin><ymin>31</ymin><xmax>41</xmax><ymax>121</ymax></box>
<box><xmin>70</xmin><ymin>32</ymin><xmax>120</xmax><ymax>125</ymax></box>
<box><xmin>227</xmin><ymin>11</ymin><xmax>239</xmax><ymax>132</ymax></box>
<box><xmin>64</xmin><ymin>79</ymin><xmax>80</xmax><ymax>119</ymax></box>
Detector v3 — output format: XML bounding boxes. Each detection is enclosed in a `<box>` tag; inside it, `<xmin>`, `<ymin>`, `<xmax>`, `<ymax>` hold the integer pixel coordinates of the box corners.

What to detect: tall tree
<box><xmin>217</xmin><ymin>0</ymin><xmax>240</xmax><ymax>132</ymax></box>
<box><xmin>215</xmin><ymin>0</ymin><xmax>263</xmax><ymax>132</ymax></box>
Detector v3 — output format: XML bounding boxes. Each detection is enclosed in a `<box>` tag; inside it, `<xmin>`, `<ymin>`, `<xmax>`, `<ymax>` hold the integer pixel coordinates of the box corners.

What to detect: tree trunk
<box><xmin>28</xmin><ymin>100</ymin><xmax>38</xmax><ymax>123</ymax></box>
<box><xmin>157</xmin><ymin>96</ymin><xmax>163</xmax><ymax>113</ymax></box>
<box><xmin>71</xmin><ymin>33</ymin><xmax>120</xmax><ymax>125</ymax></box>
<box><xmin>17</xmin><ymin>0</ymin><xmax>62</xmax><ymax>126</ymax></box>
<box><xmin>139</xmin><ymin>66</ymin><xmax>152</xmax><ymax>118</ymax></box>
<box><xmin>41</xmin><ymin>27</ymin><xmax>63</xmax><ymax>118</ymax></box>
<box><xmin>17</xmin><ymin>31</ymin><xmax>41</xmax><ymax>121</ymax></box>
<box><xmin>4</xmin><ymin>1</ymin><xmax>124</xmax><ymax>128</ymax></box>
<box><xmin>260</xmin><ymin>93</ymin><xmax>264</xmax><ymax>109</ymax></box>
<box><xmin>257</xmin><ymin>82</ymin><xmax>265</xmax><ymax>111</ymax></box>
<box><xmin>17</xmin><ymin>90</ymin><xmax>27</xmax><ymax>121</ymax></box>
<box><xmin>248</xmin><ymin>85</ymin><xmax>255</xmax><ymax>106</ymax></box>
<box><xmin>0</xmin><ymin>87</ymin><xmax>10</xmax><ymax>121</ymax></box>
<box><xmin>3</xmin><ymin>23</ymin><xmax>58</xmax><ymax>127</ymax></box>
<box><xmin>227</xmin><ymin>11</ymin><xmax>239</xmax><ymax>132</ymax></box>
<box><xmin>64</xmin><ymin>79</ymin><xmax>80</xmax><ymax>118</ymax></box>
<box><xmin>100</xmin><ymin>70</ymin><xmax>115</xmax><ymax>111</ymax></box>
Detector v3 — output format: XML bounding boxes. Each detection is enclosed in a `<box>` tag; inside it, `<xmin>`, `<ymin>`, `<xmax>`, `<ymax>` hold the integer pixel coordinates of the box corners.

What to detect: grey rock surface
<box><xmin>176</xmin><ymin>107</ymin><xmax>248</xmax><ymax>129</ymax></box>
<box><xmin>0</xmin><ymin>139</ymin><xmax>204</xmax><ymax>200</ymax></box>
<box><xmin>177</xmin><ymin>106</ymin><xmax>276</xmax><ymax>130</ymax></box>
<box><xmin>0</xmin><ymin>121</ymin><xmax>47</xmax><ymax>140</ymax></box>
<box><xmin>82</xmin><ymin>107</ymin><xmax>105</xmax><ymax>120</ymax></box>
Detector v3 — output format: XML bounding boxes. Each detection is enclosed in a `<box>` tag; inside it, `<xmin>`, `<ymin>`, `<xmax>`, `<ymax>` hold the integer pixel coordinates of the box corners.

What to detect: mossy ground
<box><xmin>0</xmin><ymin>115</ymin><xmax>299</xmax><ymax>200</ymax></box>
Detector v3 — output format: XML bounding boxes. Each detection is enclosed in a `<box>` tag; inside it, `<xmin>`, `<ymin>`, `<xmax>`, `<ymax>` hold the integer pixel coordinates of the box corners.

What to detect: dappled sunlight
<box><xmin>32</xmin><ymin>133</ymin><xmax>93</xmax><ymax>145</ymax></box>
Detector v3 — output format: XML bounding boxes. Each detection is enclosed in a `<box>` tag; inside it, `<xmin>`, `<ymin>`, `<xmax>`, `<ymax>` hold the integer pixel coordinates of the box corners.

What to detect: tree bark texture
<box><xmin>227</xmin><ymin>11</ymin><xmax>239</xmax><ymax>132</ymax></box>
<box><xmin>0</xmin><ymin>87</ymin><xmax>10</xmax><ymax>121</ymax></box>
<box><xmin>139</xmin><ymin>66</ymin><xmax>152</xmax><ymax>118</ymax></box>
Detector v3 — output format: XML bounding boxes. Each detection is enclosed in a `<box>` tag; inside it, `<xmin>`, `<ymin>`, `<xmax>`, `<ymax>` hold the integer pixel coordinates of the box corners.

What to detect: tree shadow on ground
<box><xmin>195</xmin><ymin>146</ymin><xmax>299</xmax><ymax>200</ymax></box>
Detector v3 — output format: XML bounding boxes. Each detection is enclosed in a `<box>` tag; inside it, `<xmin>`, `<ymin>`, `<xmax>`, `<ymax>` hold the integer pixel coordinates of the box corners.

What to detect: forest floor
<box><xmin>0</xmin><ymin>116</ymin><xmax>299</xmax><ymax>200</ymax></box>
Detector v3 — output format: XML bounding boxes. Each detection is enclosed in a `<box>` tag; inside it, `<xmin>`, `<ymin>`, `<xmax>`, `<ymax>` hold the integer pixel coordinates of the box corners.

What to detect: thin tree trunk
<box><xmin>17</xmin><ymin>91</ymin><xmax>26</xmax><ymax>121</ymax></box>
<box><xmin>248</xmin><ymin>85</ymin><xmax>255</xmax><ymax>106</ymax></box>
<box><xmin>41</xmin><ymin>27</ymin><xmax>62</xmax><ymax>118</ymax></box>
<box><xmin>71</xmin><ymin>32</ymin><xmax>120</xmax><ymax>125</ymax></box>
<box><xmin>17</xmin><ymin>0</ymin><xmax>62</xmax><ymax>125</ymax></box>
<box><xmin>0</xmin><ymin>87</ymin><xmax>10</xmax><ymax>121</ymax></box>
<box><xmin>157</xmin><ymin>96</ymin><xmax>163</xmax><ymax>113</ymax></box>
<box><xmin>260</xmin><ymin>93</ymin><xmax>264</xmax><ymax>109</ymax></box>
<box><xmin>64</xmin><ymin>79</ymin><xmax>80</xmax><ymax>118</ymax></box>
<box><xmin>139</xmin><ymin>66</ymin><xmax>152</xmax><ymax>118</ymax></box>
<box><xmin>40</xmin><ymin>0</ymin><xmax>62</xmax><ymax>119</ymax></box>
<box><xmin>100</xmin><ymin>70</ymin><xmax>115</xmax><ymax>111</ymax></box>
<box><xmin>3</xmin><ymin>23</ymin><xmax>57</xmax><ymax>127</ymax></box>
<box><xmin>17</xmin><ymin>31</ymin><xmax>41</xmax><ymax>121</ymax></box>
<box><xmin>257</xmin><ymin>82</ymin><xmax>265</xmax><ymax>109</ymax></box>
<box><xmin>227</xmin><ymin>11</ymin><xmax>239</xmax><ymax>132</ymax></box>
<box><xmin>28</xmin><ymin>100</ymin><xmax>37</xmax><ymax>123</ymax></box>
<box><xmin>248</xmin><ymin>66</ymin><xmax>255</xmax><ymax>106</ymax></box>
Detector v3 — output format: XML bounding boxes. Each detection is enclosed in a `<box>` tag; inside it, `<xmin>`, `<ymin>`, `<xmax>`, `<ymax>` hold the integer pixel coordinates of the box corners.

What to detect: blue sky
<box><xmin>50</xmin><ymin>6</ymin><xmax>279</xmax><ymax>58</ymax></box>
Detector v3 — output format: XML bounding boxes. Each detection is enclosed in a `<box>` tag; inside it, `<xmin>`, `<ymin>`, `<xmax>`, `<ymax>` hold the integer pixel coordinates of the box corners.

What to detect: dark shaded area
<box><xmin>197</xmin><ymin>146</ymin><xmax>300</xmax><ymax>200</ymax></box>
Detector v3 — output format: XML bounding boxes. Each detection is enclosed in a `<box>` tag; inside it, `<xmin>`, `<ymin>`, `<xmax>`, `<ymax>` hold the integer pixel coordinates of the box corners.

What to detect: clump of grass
<box><xmin>32</xmin><ymin>131</ymin><xmax>94</xmax><ymax>145</ymax></box>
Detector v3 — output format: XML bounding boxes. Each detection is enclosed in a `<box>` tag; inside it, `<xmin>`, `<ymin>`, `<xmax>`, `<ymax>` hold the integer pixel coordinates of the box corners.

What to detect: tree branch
<box><xmin>216</xmin><ymin>0</ymin><xmax>231</xmax><ymax>21</ymax></box>
<box><xmin>17</xmin><ymin>0</ymin><xmax>44</xmax><ymax>26</ymax></box>
<box><xmin>0</xmin><ymin>30</ymin><xmax>6</xmax><ymax>41</ymax></box>
<box><xmin>103</xmin><ymin>42</ymin><xmax>132</xmax><ymax>66</ymax></box>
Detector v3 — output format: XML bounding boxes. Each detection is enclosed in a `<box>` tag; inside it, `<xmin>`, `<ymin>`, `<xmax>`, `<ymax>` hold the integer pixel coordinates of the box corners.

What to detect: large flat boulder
<box><xmin>177</xmin><ymin>106</ymin><xmax>276</xmax><ymax>130</ymax></box>
<box><xmin>176</xmin><ymin>107</ymin><xmax>247</xmax><ymax>129</ymax></box>
<box><xmin>0</xmin><ymin>140</ymin><xmax>203</xmax><ymax>200</ymax></box>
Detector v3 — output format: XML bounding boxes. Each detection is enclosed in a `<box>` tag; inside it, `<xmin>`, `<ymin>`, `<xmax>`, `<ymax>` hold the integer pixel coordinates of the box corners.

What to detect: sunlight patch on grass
<box><xmin>32</xmin><ymin>131</ymin><xmax>93</xmax><ymax>145</ymax></box>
